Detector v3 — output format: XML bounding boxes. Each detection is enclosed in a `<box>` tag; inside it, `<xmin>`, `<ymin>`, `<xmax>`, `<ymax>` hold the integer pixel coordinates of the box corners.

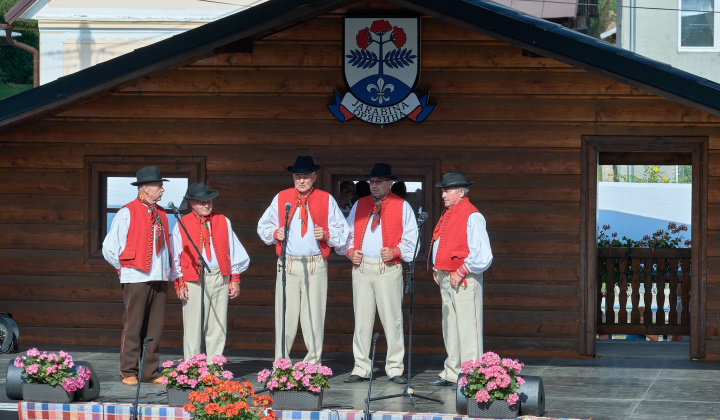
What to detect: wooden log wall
<box><xmin>3</xmin><ymin>0</ymin><xmax>720</xmax><ymax>358</ymax></box>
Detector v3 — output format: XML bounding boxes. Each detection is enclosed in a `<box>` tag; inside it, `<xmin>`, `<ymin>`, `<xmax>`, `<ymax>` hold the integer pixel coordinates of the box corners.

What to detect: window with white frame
<box><xmin>680</xmin><ymin>0</ymin><xmax>714</xmax><ymax>47</ymax></box>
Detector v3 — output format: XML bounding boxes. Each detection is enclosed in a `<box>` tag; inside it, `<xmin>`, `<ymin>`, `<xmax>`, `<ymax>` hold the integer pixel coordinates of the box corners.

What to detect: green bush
<box><xmin>0</xmin><ymin>29</ymin><xmax>38</xmax><ymax>84</ymax></box>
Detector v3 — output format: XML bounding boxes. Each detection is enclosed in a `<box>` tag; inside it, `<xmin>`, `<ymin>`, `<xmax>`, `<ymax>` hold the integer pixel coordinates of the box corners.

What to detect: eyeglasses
<box><xmin>368</xmin><ymin>179</ymin><xmax>391</xmax><ymax>185</ymax></box>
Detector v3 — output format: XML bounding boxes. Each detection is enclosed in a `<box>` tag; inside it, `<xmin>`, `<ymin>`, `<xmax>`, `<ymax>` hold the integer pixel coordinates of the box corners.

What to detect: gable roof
<box><xmin>2</xmin><ymin>0</ymin><xmax>720</xmax><ymax>131</ymax></box>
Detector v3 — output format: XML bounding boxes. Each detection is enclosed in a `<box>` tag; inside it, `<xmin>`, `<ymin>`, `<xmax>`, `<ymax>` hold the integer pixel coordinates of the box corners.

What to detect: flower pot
<box><xmin>466</xmin><ymin>398</ymin><xmax>519</xmax><ymax>419</ymax></box>
<box><xmin>167</xmin><ymin>387</ymin><xmax>194</xmax><ymax>407</ymax></box>
<box><xmin>22</xmin><ymin>383</ymin><xmax>74</xmax><ymax>404</ymax></box>
<box><xmin>270</xmin><ymin>390</ymin><xmax>323</xmax><ymax>411</ymax></box>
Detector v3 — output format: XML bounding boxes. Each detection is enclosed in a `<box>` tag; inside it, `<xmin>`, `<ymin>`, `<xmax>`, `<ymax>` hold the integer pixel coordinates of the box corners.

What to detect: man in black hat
<box><xmin>257</xmin><ymin>156</ymin><xmax>349</xmax><ymax>363</ymax></box>
<box><xmin>335</xmin><ymin>163</ymin><xmax>418</xmax><ymax>384</ymax></box>
<box><xmin>102</xmin><ymin>166</ymin><xmax>171</xmax><ymax>385</ymax></box>
<box><xmin>170</xmin><ymin>182</ymin><xmax>250</xmax><ymax>360</ymax></box>
<box><xmin>427</xmin><ymin>172</ymin><xmax>493</xmax><ymax>389</ymax></box>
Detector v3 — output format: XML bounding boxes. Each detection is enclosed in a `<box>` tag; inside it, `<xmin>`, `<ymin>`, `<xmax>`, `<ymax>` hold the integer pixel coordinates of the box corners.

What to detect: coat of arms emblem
<box><xmin>328</xmin><ymin>17</ymin><xmax>434</xmax><ymax>125</ymax></box>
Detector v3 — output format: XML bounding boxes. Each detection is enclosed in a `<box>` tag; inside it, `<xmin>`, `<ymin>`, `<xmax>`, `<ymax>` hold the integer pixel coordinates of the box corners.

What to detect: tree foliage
<box><xmin>0</xmin><ymin>0</ymin><xmax>38</xmax><ymax>85</ymax></box>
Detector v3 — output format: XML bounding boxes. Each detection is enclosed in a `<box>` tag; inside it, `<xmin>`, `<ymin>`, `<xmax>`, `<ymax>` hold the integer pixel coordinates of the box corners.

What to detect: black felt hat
<box><xmin>183</xmin><ymin>182</ymin><xmax>219</xmax><ymax>201</ymax></box>
<box><xmin>130</xmin><ymin>166</ymin><xmax>168</xmax><ymax>186</ymax></box>
<box><xmin>365</xmin><ymin>163</ymin><xmax>397</xmax><ymax>180</ymax></box>
<box><xmin>287</xmin><ymin>156</ymin><xmax>321</xmax><ymax>174</ymax></box>
<box><xmin>435</xmin><ymin>172</ymin><xmax>473</xmax><ymax>188</ymax></box>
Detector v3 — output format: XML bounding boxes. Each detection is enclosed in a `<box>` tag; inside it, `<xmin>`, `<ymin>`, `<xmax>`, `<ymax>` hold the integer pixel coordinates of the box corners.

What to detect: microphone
<box><xmin>372</xmin><ymin>332</ymin><xmax>379</xmax><ymax>344</ymax></box>
<box><xmin>167</xmin><ymin>202</ymin><xmax>179</xmax><ymax>213</ymax></box>
<box><xmin>417</xmin><ymin>212</ymin><xmax>428</xmax><ymax>226</ymax></box>
<box><xmin>143</xmin><ymin>337</ymin><xmax>154</xmax><ymax>344</ymax></box>
<box><xmin>285</xmin><ymin>202</ymin><xmax>291</xmax><ymax>212</ymax></box>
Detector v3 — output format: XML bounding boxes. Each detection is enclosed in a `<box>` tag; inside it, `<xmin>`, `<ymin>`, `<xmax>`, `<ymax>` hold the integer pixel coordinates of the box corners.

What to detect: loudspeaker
<box><xmin>456</xmin><ymin>373</ymin><xmax>545</xmax><ymax>416</ymax></box>
<box><xmin>455</xmin><ymin>373</ymin><xmax>467</xmax><ymax>415</ymax></box>
<box><xmin>518</xmin><ymin>375</ymin><xmax>545</xmax><ymax>416</ymax></box>
<box><xmin>72</xmin><ymin>361</ymin><xmax>101</xmax><ymax>401</ymax></box>
<box><xmin>5</xmin><ymin>359</ymin><xmax>24</xmax><ymax>400</ymax></box>
<box><xmin>0</xmin><ymin>314</ymin><xmax>19</xmax><ymax>354</ymax></box>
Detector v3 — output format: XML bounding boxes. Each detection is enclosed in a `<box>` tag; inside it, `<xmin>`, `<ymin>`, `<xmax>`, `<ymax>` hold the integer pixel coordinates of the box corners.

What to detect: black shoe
<box><xmin>429</xmin><ymin>377</ymin><xmax>454</xmax><ymax>387</ymax></box>
<box><xmin>388</xmin><ymin>375</ymin><xmax>407</xmax><ymax>384</ymax></box>
<box><xmin>344</xmin><ymin>374</ymin><xmax>369</xmax><ymax>383</ymax></box>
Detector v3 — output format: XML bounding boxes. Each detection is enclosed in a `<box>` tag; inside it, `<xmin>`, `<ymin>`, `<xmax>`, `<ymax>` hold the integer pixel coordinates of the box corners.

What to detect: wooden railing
<box><xmin>597</xmin><ymin>247</ymin><xmax>691</xmax><ymax>337</ymax></box>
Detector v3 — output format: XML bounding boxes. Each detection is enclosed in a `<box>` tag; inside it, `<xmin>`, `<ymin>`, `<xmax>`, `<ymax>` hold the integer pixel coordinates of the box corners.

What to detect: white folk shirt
<box><xmin>336</xmin><ymin>199</ymin><xmax>418</xmax><ymax>262</ymax></box>
<box><xmin>102</xmin><ymin>206</ymin><xmax>171</xmax><ymax>284</ymax></box>
<box><xmin>257</xmin><ymin>193</ymin><xmax>349</xmax><ymax>257</ymax></box>
<box><xmin>431</xmin><ymin>212</ymin><xmax>493</xmax><ymax>274</ymax></box>
<box><xmin>169</xmin><ymin>215</ymin><xmax>250</xmax><ymax>281</ymax></box>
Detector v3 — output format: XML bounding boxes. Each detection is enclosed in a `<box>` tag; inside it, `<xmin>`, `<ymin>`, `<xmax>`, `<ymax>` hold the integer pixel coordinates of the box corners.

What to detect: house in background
<box><xmin>4</xmin><ymin>0</ymin><xmax>268</xmax><ymax>84</ymax></box>
<box><xmin>617</xmin><ymin>0</ymin><xmax>720</xmax><ymax>83</ymax></box>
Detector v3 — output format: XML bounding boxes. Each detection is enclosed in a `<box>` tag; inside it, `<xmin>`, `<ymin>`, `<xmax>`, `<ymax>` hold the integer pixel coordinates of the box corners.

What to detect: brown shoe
<box><xmin>121</xmin><ymin>376</ymin><xmax>138</xmax><ymax>385</ymax></box>
<box><xmin>145</xmin><ymin>377</ymin><xmax>164</xmax><ymax>384</ymax></box>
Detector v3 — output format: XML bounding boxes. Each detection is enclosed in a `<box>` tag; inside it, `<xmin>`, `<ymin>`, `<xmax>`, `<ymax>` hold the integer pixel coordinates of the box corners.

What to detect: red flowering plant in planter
<box><xmin>458</xmin><ymin>352</ymin><xmax>525</xmax><ymax>406</ymax></box>
<box><xmin>183</xmin><ymin>375</ymin><xmax>275</xmax><ymax>420</ymax></box>
<box><xmin>13</xmin><ymin>348</ymin><xmax>91</xmax><ymax>392</ymax></box>
<box><xmin>161</xmin><ymin>353</ymin><xmax>234</xmax><ymax>390</ymax></box>
<box><xmin>257</xmin><ymin>359</ymin><xmax>332</xmax><ymax>393</ymax></box>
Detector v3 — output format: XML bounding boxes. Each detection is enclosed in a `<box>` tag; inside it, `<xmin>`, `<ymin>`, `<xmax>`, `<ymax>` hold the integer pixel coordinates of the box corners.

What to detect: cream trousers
<box><xmin>275</xmin><ymin>255</ymin><xmax>327</xmax><ymax>364</ymax></box>
<box><xmin>350</xmin><ymin>258</ymin><xmax>405</xmax><ymax>378</ymax></box>
<box><xmin>437</xmin><ymin>269</ymin><xmax>483</xmax><ymax>382</ymax></box>
<box><xmin>182</xmin><ymin>268</ymin><xmax>230</xmax><ymax>360</ymax></box>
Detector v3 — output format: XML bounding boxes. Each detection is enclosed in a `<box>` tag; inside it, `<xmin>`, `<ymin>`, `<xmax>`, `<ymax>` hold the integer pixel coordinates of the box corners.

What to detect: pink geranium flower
<box><xmin>461</xmin><ymin>351</ymin><xmax>524</xmax><ymax>407</ymax></box>
<box><xmin>258</xmin><ymin>358</ymin><xmax>333</xmax><ymax>394</ymax></box>
<box><xmin>160</xmin><ymin>353</ymin><xmax>235</xmax><ymax>392</ymax></box>
<box><xmin>19</xmin><ymin>349</ymin><xmax>87</xmax><ymax>391</ymax></box>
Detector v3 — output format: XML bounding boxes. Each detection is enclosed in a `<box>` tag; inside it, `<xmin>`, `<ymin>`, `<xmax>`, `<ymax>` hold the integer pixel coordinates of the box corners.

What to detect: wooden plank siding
<box><xmin>1</xmin><ymin>0</ymin><xmax>719</xmax><ymax>358</ymax></box>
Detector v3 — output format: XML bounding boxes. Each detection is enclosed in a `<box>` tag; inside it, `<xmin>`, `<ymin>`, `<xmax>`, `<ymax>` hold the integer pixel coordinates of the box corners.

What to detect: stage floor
<box><xmin>1</xmin><ymin>341</ymin><xmax>719</xmax><ymax>420</ymax></box>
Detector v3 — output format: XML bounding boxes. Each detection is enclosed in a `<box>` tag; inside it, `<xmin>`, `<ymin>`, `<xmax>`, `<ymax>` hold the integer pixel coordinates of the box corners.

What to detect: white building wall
<box><xmin>618</xmin><ymin>0</ymin><xmax>720</xmax><ymax>83</ymax></box>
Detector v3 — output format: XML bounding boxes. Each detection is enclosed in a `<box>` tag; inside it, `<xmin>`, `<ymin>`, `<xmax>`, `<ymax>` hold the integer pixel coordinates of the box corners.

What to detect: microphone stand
<box><xmin>280</xmin><ymin>205</ymin><xmax>291</xmax><ymax>359</ymax></box>
<box><xmin>370</xmin><ymin>219</ymin><xmax>443</xmax><ymax>407</ymax></box>
<box><xmin>364</xmin><ymin>332</ymin><xmax>380</xmax><ymax>420</ymax></box>
<box><xmin>169</xmin><ymin>205</ymin><xmax>211</xmax><ymax>355</ymax></box>
<box><xmin>132</xmin><ymin>337</ymin><xmax>153</xmax><ymax>420</ymax></box>
<box><xmin>252</xmin><ymin>205</ymin><xmax>291</xmax><ymax>397</ymax></box>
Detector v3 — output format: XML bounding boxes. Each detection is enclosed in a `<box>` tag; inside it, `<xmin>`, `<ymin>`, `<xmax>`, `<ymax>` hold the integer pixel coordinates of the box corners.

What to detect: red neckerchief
<box><xmin>297</xmin><ymin>188</ymin><xmax>314</xmax><ymax>237</ymax></box>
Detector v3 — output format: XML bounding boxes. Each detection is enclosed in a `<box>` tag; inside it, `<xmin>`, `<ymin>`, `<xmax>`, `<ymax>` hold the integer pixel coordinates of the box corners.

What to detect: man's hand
<box><xmin>274</xmin><ymin>228</ymin><xmax>285</xmax><ymax>241</ymax></box>
<box><xmin>177</xmin><ymin>288</ymin><xmax>188</xmax><ymax>300</ymax></box>
<box><xmin>380</xmin><ymin>247</ymin><xmax>394</xmax><ymax>262</ymax></box>
<box><xmin>449</xmin><ymin>271</ymin><xmax>464</xmax><ymax>290</ymax></box>
<box><xmin>433</xmin><ymin>270</ymin><xmax>439</xmax><ymax>285</ymax></box>
<box><xmin>351</xmin><ymin>249</ymin><xmax>363</xmax><ymax>266</ymax></box>
<box><xmin>314</xmin><ymin>226</ymin><xmax>325</xmax><ymax>241</ymax></box>
<box><xmin>229</xmin><ymin>282</ymin><xmax>240</xmax><ymax>299</ymax></box>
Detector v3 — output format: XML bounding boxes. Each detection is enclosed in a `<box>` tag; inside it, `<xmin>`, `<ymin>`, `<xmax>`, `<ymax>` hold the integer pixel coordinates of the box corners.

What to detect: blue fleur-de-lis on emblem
<box><xmin>367</xmin><ymin>77</ymin><xmax>394</xmax><ymax>104</ymax></box>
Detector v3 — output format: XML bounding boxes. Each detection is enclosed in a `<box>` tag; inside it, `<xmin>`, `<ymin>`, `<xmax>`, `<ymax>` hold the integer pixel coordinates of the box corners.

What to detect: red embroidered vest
<box><xmin>178</xmin><ymin>212</ymin><xmax>231</xmax><ymax>281</ymax></box>
<box><xmin>275</xmin><ymin>188</ymin><xmax>330</xmax><ymax>258</ymax></box>
<box><xmin>432</xmin><ymin>198</ymin><xmax>478</xmax><ymax>271</ymax></box>
<box><xmin>119</xmin><ymin>198</ymin><xmax>170</xmax><ymax>273</ymax></box>
<box><xmin>353</xmin><ymin>192</ymin><xmax>404</xmax><ymax>264</ymax></box>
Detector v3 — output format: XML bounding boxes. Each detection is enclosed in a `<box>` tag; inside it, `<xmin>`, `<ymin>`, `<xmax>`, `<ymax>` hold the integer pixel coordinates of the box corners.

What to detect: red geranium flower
<box><xmin>356</xmin><ymin>27</ymin><xmax>370</xmax><ymax>50</ymax></box>
<box><xmin>370</xmin><ymin>19</ymin><xmax>392</xmax><ymax>34</ymax></box>
<box><xmin>393</xmin><ymin>26</ymin><xmax>406</xmax><ymax>48</ymax></box>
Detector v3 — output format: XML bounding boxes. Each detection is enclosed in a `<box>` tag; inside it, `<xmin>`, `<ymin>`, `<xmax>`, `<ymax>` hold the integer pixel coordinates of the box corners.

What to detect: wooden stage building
<box><xmin>1</xmin><ymin>0</ymin><xmax>720</xmax><ymax>360</ymax></box>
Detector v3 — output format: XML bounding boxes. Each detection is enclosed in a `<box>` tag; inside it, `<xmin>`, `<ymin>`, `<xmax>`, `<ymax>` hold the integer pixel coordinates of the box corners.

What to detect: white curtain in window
<box><xmin>682</xmin><ymin>0</ymin><xmax>713</xmax><ymax>17</ymax></box>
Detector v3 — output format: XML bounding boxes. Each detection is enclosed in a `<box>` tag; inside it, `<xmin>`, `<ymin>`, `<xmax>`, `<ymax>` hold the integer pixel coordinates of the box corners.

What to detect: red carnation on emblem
<box><xmin>356</xmin><ymin>27</ymin><xmax>370</xmax><ymax>50</ymax></box>
<box><xmin>392</xmin><ymin>26</ymin><xmax>406</xmax><ymax>48</ymax></box>
<box><xmin>370</xmin><ymin>19</ymin><xmax>392</xmax><ymax>34</ymax></box>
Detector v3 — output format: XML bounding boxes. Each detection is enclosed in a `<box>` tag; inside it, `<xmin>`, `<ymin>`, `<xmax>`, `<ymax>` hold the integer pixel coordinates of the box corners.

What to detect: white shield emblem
<box><xmin>328</xmin><ymin>17</ymin><xmax>435</xmax><ymax>125</ymax></box>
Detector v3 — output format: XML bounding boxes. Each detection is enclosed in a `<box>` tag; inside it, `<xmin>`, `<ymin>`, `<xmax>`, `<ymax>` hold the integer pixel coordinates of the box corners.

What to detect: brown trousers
<box><xmin>120</xmin><ymin>281</ymin><xmax>167</xmax><ymax>381</ymax></box>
